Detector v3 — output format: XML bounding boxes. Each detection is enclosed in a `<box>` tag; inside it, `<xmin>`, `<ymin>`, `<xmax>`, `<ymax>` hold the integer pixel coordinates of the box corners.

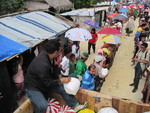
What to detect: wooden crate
<box><xmin>118</xmin><ymin>99</ymin><xmax>131</xmax><ymax>113</ymax></box>
<box><xmin>112</xmin><ymin>97</ymin><xmax>120</xmax><ymax>111</ymax></box>
<box><xmin>76</xmin><ymin>89</ymin><xmax>95</xmax><ymax>110</ymax></box>
<box><xmin>76</xmin><ymin>89</ymin><xmax>112</xmax><ymax>112</ymax></box>
<box><xmin>130</xmin><ymin>102</ymin><xmax>150</xmax><ymax>113</ymax></box>
<box><xmin>14</xmin><ymin>99</ymin><xmax>34</xmax><ymax>113</ymax></box>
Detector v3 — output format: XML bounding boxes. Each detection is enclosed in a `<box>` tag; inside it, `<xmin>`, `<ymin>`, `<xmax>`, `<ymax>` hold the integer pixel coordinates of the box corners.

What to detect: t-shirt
<box><xmin>72</xmin><ymin>45</ymin><xmax>80</xmax><ymax>58</ymax></box>
<box><xmin>69</xmin><ymin>61</ymin><xmax>75</xmax><ymax>74</ymax></box>
<box><xmin>89</xmin><ymin>33</ymin><xmax>98</xmax><ymax>44</ymax></box>
<box><xmin>94</xmin><ymin>62</ymin><xmax>103</xmax><ymax>78</ymax></box>
<box><xmin>116</xmin><ymin>22</ymin><xmax>122</xmax><ymax>29</ymax></box>
<box><xmin>135</xmin><ymin>50</ymin><xmax>150</xmax><ymax>71</ymax></box>
<box><xmin>81</xmin><ymin>70</ymin><xmax>95</xmax><ymax>91</ymax></box>
<box><xmin>75</xmin><ymin>60</ymin><xmax>87</xmax><ymax>77</ymax></box>
<box><xmin>60</xmin><ymin>56</ymin><xmax>70</xmax><ymax>76</ymax></box>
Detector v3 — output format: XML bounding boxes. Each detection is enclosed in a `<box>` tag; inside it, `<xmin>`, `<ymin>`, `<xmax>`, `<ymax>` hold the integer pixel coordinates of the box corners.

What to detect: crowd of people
<box><xmin>5</xmin><ymin>3</ymin><xmax>150</xmax><ymax>113</ymax></box>
<box><xmin>128</xmin><ymin>8</ymin><xmax>150</xmax><ymax>104</ymax></box>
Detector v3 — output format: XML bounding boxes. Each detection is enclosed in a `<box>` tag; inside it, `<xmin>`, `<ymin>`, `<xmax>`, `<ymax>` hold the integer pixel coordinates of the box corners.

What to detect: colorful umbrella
<box><xmin>98</xmin><ymin>28</ymin><xmax>121</xmax><ymax>35</ymax></box>
<box><xmin>119</xmin><ymin>6</ymin><xmax>131</xmax><ymax>9</ymax></box>
<box><xmin>107</xmin><ymin>13</ymin><xmax>118</xmax><ymax>18</ymax></box>
<box><xmin>102</xmin><ymin>35</ymin><xmax>121</xmax><ymax>44</ymax></box>
<box><xmin>83</xmin><ymin>20</ymin><xmax>100</xmax><ymax>29</ymax></box>
<box><xmin>118</xmin><ymin>8</ymin><xmax>129</xmax><ymax>13</ymax></box>
<box><xmin>129</xmin><ymin>4</ymin><xmax>137</xmax><ymax>8</ymax></box>
<box><xmin>65</xmin><ymin>28</ymin><xmax>92</xmax><ymax>41</ymax></box>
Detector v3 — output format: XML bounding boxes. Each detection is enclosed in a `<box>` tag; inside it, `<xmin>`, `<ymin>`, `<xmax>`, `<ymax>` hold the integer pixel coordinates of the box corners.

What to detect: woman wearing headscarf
<box><xmin>125</xmin><ymin>16</ymin><xmax>135</xmax><ymax>36</ymax></box>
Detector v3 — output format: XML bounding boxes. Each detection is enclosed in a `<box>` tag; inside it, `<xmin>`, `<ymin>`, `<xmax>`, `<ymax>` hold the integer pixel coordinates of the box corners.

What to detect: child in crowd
<box><xmin>60</xmin><ymin>48</ymin><xmax>72</xmax><ymax>77</ymax></box>
<box><xmin>69</xmin><ymin>54</ymin><xmax>76</xmax><ymax>76</ymax></box>
<box><xmin>72</xmin><ymin>41</ymin><xmax>80</xmax><ymax>60</ymax></box>
<box><xmin>96</xmin><ymin>49</ymin><xmax>106</xmax><ymax>66</ymax></box>
<box><xmin>12</xmin><ymin>55</ymin><xmax>25</xmax><ymax>100</ymax></box>
<box><xmin>102</xmin><ymin>48</ymin><xmax>111</xmax><ymax>69</ymax></box>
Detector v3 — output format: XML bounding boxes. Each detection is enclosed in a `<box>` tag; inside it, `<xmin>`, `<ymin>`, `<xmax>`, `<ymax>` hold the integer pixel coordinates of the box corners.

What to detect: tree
<box><xmin>71</xmin><ymin>0</ymin><xmax>104</xmax><ymax>9</ymax></box>
<box><xmin>0</xmin><ymin>0</ymin><xmax>25</xmax><ymax>15</ymax></box>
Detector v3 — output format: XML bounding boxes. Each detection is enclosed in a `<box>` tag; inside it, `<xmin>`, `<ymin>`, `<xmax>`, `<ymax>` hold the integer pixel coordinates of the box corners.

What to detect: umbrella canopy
<box><xmin>65</xmin><ymin>28</ymin><xmax>92</xmax><ymax>41</ymax></box>
<box><xmin>102</xmin><ymin>35</ymin><xmax>121</xmax><ymax>44</ymax></box>
<box><xmin>129</xmin><ymin>4</ymin><xmax>136</xmax><ymax>8</ymax></box>
<box><xmin>113</xmin><ymin>14</ymin><xmax>128</xmax><ymax>21</ymax></box>
<box><xmin>138</xmin><ymin>5</ymin><xmax>144</xmax><ymax>8</ymax></box>
<box><xmin>119</xmin><ymin>6</ymin><xmax>131</xmax><ymax>9</ymax></box>
<box><xmin>83</xmin><ymin>20</ymin><xmax>100</xmax><ymax>29</ymax></box>
<box><xmin>107</xmin><ymin>13</ymin><xmax>118</xmax><ymax>18</ymax></box>
<box><xmin>118</xmin><ymin>8</ymin><xmax>129</xmax><ymax>13</ymax></box>
<box><xmin>98</xmin><ymin>28</ymin><xmax>121</xmax><ymax>35</ymax></box>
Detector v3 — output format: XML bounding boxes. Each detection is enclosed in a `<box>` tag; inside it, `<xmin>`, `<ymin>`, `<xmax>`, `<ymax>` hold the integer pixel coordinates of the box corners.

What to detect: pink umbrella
<box><xmin>138</xmin><ymin>5</ymin><xmax>144</xmax><ymax>8</ymax></box>
<box><xmin>98</xmin><ymin>28</ymin><xmax>122</xmax><ymax>35</ymax></box>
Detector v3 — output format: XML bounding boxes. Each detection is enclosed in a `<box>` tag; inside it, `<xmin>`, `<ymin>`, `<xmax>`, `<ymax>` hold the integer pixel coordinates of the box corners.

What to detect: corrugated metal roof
<box><xmin>0</xmin><ymin>11</ymin><xmax>70</xmax><ymax>62</ymax></box>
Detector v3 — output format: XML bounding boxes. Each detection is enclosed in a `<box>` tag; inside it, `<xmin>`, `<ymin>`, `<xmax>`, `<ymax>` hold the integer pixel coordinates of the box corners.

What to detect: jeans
<box><xmin>27</xmin><ymin>84</ymin><xmax>78</xmax><ymax>113</ymax></box>
<box><xmin>142</xmin><ymin>88</ymin><xmax>148</xmax><ymax>103</ymax></box>
<box><xmin>88</xmin><ymin>42</ymin><xmax>95</xmax><ymax>54</ymax></box>
<box><xmin>134</xmin><ymin>67</ymin><xmax>142</xmax><ymax>89</ymax></box>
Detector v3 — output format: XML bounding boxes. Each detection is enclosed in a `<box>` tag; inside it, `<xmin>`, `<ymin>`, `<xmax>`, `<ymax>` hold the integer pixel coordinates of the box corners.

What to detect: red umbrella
<box><xmin>98</xmin><ymin>28</ymin><xmax>122</xmax><ymax>35</ymax></box>
<box><xmin>119</xmin><ymin>6</ymin><xmax>131</xmax><ymax>9</ymax></box>
<box><xmin>107</xmin><ymin>13</ymin><xmax>118</xmax><ymax>18</ymax></box>
<box><xmin>129</xmin><ymin>4</ymin><xmax>136</xmax><ymax>8</ymax></box>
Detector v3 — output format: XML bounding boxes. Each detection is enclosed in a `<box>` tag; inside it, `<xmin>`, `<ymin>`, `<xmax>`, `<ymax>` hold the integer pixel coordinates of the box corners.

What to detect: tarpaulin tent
<box><xmin>0</xmin><ymin>11</ymin><xmax>70</xmax><ymax>62</ymax></box>
<box><xmin>60</xmin><ymin>8</ymin><xmax>107</xmax><ymax>30</ymax></box>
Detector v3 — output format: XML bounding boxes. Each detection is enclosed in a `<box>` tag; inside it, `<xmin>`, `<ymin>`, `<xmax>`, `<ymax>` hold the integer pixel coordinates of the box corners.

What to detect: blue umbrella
<box><xmin>112</xmin><ymin>14</ymin><xmax>128</xmax><ymax>21</ymax></box>
<box><xmin>83</xmin><ymin>20</ymin><xmax>100</xmax><ymax>29</ymax></box>
<box><xmin>118</xmin><ymin>8</ymin><xmax>129</xmax><ymax>13</ymax></box>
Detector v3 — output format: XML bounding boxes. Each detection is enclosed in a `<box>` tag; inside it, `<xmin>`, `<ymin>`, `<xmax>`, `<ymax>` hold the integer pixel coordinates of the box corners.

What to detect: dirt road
<box><xmin>80</xmin><ymin>18</ymin><xmax>145</xmax><ymax>102</ymax></box>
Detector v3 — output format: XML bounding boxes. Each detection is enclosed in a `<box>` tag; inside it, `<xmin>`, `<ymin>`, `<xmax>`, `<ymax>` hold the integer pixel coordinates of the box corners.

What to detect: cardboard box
<box><xmin>77</xmin><ymin>89</ymin><xmax>112</xmax><ymax>112</ymax></box>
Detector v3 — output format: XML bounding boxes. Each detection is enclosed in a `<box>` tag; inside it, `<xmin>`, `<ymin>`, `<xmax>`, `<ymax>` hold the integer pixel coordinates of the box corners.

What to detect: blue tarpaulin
<box><xmin>0</xmin><ymin>35</ymin><xmax>28</xmax><ymax>61</ymax></box>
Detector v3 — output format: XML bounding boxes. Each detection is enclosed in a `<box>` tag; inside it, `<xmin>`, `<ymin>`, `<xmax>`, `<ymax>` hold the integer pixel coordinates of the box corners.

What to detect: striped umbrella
<box><xmin>102</xmin><ymin>35</ymin><xmax>121</xmax><ymax>44</ymax></box>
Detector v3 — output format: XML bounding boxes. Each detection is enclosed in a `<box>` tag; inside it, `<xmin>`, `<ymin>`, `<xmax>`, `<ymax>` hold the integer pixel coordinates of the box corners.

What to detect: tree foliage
<box><xmin>0</xmin><ymin>0</ymin><xmax>25</xmax><ymax>15</ymax></box>
<box><xmin>70</xmin><ymin>0</ymin><xmax>105</xmax><ymax>9</ymax></box>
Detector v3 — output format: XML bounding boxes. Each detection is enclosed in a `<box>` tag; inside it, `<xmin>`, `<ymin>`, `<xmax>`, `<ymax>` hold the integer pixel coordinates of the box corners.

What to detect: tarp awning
<box><xmin>0</xmin><ymin>11</ymin><xmax>70</xmax><ymax>61</ymax></box>
<box><xmin>60</xmin><ymin>8</ymin><xmax>107</xmax><ymax>17</ymax></box>
<box><xmin>0</xmin><ymin>35</ymin><xmax>28</xmax><ymax>61</ymax></box>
